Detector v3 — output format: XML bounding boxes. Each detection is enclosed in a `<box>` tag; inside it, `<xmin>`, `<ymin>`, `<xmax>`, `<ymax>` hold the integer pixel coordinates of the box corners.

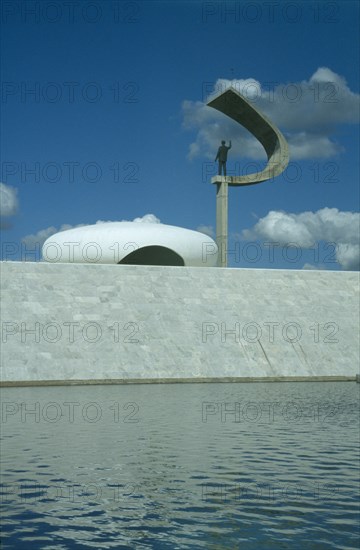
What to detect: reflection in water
<box><xmin>1</xmin><ymin>382</ymin><xmax>359</xmax><ymax>549</ymax></box>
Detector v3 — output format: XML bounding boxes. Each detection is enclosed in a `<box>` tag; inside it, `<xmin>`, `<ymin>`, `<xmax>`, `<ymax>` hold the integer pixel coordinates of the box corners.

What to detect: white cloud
<box><xmin>335</xmin><ymin>243</ymin><xmax>360</xmax><ymax>271</ymax></box>
<box><xmin>21</xmin><ymin>224</ymin><xmax>86</xmax><ymax>248</ymax></box>
<box><xmin>0</xmin><ymin>182</ymin><xmax>18</xmax><ymax>217</ymax></box>
<box><xmin>302</xmin><ymin>263</ymin><xmax>326</xmax><ymax>270</ymax></box>
<box><xmin>196</xmin><ymin>224</ymin><xmax>215</xmax><ymax>237</ymax></box>
<box><xmin>21</xmin><ymin>214</ymin><xmax>161</xmax><ymax>248</ymax></box>
<box><xmin>132</xmin><ymin>214</ymin><xmax>160</xmax><ymax>224</ymax></box>
<box><xmin>183</xmin><ymin>68</ymin><xmax>359</xmax><ymax>161</ymax></box>
<box><xmin>286</xmin><ymin>132</ymin><xmax>343</xmax><ymax>159</ymax></box>
<box><xmin>95</xmin><ymin>214</ymin><xmax>160</xmax><ymax>224</ymax></box>
<box><xmin>310</xmin><ymin>67</ymin><xmax>346</xmax><ymax>87</ymax></box>
<box><xmin>182</xmin><ymin>99</ymin><xmax>266</xmax><ymax>161</ymax></box>
<box><xmin>241</xmin><ymin>207</ymin><xmax>360</xmax><ymax>270</ymax></box>
<box><xmin>206</xmin><ymin>78</ymin><xmax>262</xmax><ymax>102</ymax></box>
<box><xmin>22</xmin><ymin>226</ymin><xmax>58</xmax><ymax>248</ymax></box>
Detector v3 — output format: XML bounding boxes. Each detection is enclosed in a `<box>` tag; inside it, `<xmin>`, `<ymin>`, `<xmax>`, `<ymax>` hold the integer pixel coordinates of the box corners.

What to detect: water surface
<box><xmin>1</xmin><ymin>382</ymin><xmax>359</xmax><ymax>549</ymax></box>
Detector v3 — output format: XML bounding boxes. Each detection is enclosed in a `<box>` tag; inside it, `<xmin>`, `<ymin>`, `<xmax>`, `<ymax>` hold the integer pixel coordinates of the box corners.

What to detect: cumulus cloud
<box><xmin>241</xmin><ymin>207</ymin><xmax>360</xmax><ymax>270</ymax></box>
<box><xmin>196</xmin><ymin>224</ymin><xmax>215</xmax><ymax>237</ymax></box>
<box><xmin>335</xmin><ymin>243</ymin><xmax>360</xmax><ymax>271</ymax></box>
<box><xmin>286</xmin><ymin>132</ymin><xmax>343</xmax><ymax>160</ymax></box>
<box><xmin>95</xmin><ymin>214</ymin><xmax>161</xmax><ymax>224</ymax></box>
<box><xmin>183</xmin><ymin>68</ymin><xmax>359</xmax><ymax>161</ymax></box>
<box><xmin>0</xmin><ymin>182</ymin><xmax>18</xmax><ymax>228</ymax></box>
<box><xmin>21</xmin><ymin>214</ymin><xmax>161</xmax><ymax>249</ymax></box>
<box><xmin>302</xmin><ymin>263</ymin><xmax>325</xmax><ymax>270</ymax></box>
<box><xmin>131</xmin><ymin>214</ymin><xmax>160</xmax><ymax>224</ymax></box>
<box><xmin>21</xmin><ymin>224</ymin><xmax>86</xmax><ymax>248</ymax></box>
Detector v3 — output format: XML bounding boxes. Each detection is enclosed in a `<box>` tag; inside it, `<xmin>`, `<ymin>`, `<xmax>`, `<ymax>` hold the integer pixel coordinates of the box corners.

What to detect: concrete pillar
<box><xmin>216</xmin><ymin>179</ymin><xmax>228</xmax><ymax>267</ymax></box>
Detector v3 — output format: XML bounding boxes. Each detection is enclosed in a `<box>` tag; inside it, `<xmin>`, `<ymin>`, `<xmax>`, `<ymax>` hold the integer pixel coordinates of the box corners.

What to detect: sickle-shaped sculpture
<box><xmin>207</xmin><ymin>87</ymin><xmax>289</xmax><ymax>185</ymax></box>
<box><xmin>206</xmin><ymin>87</ymin><xmax>290</xmax><ymax>267</ymax></box>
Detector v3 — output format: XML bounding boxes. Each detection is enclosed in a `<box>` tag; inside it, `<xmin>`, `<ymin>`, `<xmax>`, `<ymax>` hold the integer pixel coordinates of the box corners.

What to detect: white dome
<box><xmin>42</xmin><ymin>222</ymin><xmax>218</xmax><ymax>267</ymax></box>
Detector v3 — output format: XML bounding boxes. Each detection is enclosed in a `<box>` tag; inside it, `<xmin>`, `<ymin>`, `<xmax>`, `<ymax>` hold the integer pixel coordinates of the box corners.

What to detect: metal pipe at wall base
<box><xmin>0</xmin><ymin>376</ymin><xmax>357</xmax><ymax>387</ymax></box>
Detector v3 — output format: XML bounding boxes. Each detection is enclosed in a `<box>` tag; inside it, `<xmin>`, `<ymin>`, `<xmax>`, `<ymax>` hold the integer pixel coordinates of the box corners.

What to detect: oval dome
<box><xmin>42</xmin><ymin>222</ymin><xmax>218</xmax><ymax>267</ymax></box>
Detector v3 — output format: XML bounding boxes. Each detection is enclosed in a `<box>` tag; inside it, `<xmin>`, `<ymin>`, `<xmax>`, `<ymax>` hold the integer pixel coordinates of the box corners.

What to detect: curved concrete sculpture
<box><xmin>206</xmin><ymin>87</ymin><xmax>290</xmax><ymax>267</ymax></box>
<box><xmin>42</xmin><ymin>222</ymin><xmax>218</xmax><ymax>267</ymax></box>
<box><xmin>207</xmin><ymin>87</ymin><xmax>289</xmax><ymax>185</ymax></box>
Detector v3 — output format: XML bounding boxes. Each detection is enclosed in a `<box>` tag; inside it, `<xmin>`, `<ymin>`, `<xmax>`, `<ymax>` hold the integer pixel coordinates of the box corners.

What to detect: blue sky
<box><xmin>1</xmin><ymin>0</ymin><xmax>359</xmax><ymax>269</ymax></box>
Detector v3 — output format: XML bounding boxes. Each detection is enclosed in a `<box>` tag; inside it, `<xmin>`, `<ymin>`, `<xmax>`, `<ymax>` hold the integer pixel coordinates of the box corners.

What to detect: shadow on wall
<box><xmin>118</xmin><ymin>245</ymin><xmax>185</xmax><ymax>266</ymax></box>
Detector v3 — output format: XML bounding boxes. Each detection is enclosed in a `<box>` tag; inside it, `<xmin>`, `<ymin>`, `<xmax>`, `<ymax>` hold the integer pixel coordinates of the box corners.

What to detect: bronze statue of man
<box><xmin>215</xmin><ymin>140</ymin><xmax>232</xmax><ymax>176</ymax></box>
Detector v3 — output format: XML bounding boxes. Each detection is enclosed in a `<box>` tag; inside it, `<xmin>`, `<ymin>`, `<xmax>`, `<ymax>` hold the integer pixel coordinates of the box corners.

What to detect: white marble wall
<box><xmin>1</xmin><ymin>262</ymin><xmax>359</xmax><ymax>384</ymax></box>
